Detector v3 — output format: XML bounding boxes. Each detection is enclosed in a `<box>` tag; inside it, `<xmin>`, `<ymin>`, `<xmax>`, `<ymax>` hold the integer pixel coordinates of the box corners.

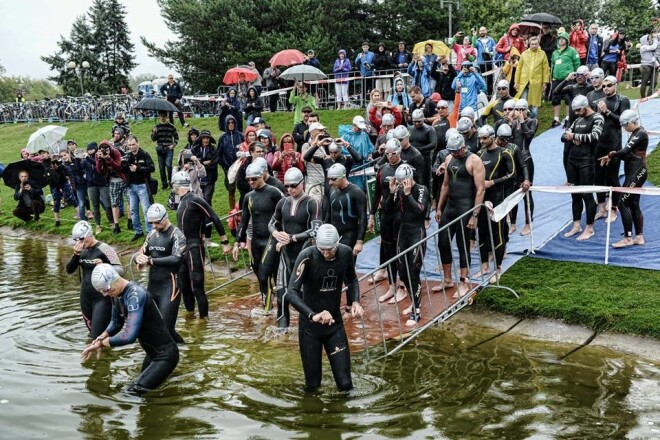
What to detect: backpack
<box><xmin>44</xmin><ymin>166</ymin><xmax>61</xmax><ymax>186</ymax></box>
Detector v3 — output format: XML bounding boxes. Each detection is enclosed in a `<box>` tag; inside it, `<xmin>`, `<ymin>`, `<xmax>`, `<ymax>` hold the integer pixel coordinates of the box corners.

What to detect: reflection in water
<box><xmin>1</xmin><ymin>235</ymin><xmax>660</xmax><ymax>439</ymax></box>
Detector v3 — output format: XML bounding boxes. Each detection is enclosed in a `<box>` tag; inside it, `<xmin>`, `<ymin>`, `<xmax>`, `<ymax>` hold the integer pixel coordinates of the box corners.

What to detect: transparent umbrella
<box><xmin>25</xmin><ymin>125</ymin><xmax>68</xmax><ymax>154</ymax></box>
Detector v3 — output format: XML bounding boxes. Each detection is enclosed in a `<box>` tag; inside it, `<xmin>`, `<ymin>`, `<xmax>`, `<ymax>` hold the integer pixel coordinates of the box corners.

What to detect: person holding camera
<box><xmin>122</xmin><ymin>136</ymin><xmax>155</xmax><ymax>241</ymax></box>
<box><xmin>151</xmin><ymin>111</ymin><xmax>179</xmax><ymax>190</ymax></box>
<box><xmin>95</xmin><ymin>140</ymin><xmax>127</xmax><ymax>235</ymax></box>
<box><xmin>13</xmin><ymin>170</ymin><xmax>45</xmax><ymax>222</ymax></box>
<box><xmin>569</xmin><ymin>19</ymin><xmax>589</xmax><ymax>65</ymax></box>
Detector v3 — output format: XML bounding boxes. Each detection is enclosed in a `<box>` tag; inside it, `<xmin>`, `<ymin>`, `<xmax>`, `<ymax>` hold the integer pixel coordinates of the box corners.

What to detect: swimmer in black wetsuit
<box><xmin>370</xmin><ymin>138</ymin><xmax>407</xmax><ymax>304</ymax></box>
<box><xmin>285</xmin><ymin>224</ymin><xmax>364</xmax><ymax>391</ymax></box>
<box><xmin>172</xmin><ymin>171</ymin><xmax>231</xmax><ymax>318</ymax></box>
<box><xmin>383</xmin><ymin>164</ymin><xmax>429</xmax><ymax>326</ymax></box>
<box><xmin>561</xmin><ymin>95</ymin><xmax>604</xmax><ymax>241</ymax></box>
<box><xmin>134</xmin><ymin>203</ymin><xmax>186</xmax><ymax>343</ymax></box>
<box><xmin>599</xmin><ymin>110</ymin><xmax>649</xmax><ymax>248</ymax></box>
<box><xmin>392</xmin><ymin>125</ymin><xmax>425</xmax><ymax>185</ymax></box>
<box><xmin>66</xmin><ymin>220</ymin><xmax>124</xmax><ymax>339</ymax></box>
<box><xmin>435</xmin><ymin>130</ymin><xmax>486</xmax><ymax>297</ymax></box>
<box><xmin>476</xmin><ymin>125</ymin><xmax>516</xmax><ymax>280</ymax></box>
<box><xmin>81</xmin><ymin>264</ymin><xmax>179</xmax><ymax>395</ymax></box>
<box><xmin>233</xmin><ymin>162</ymin><xmax>284</xmax><ymax>308</ymax></box>
<box><xmin>268</xmin><ymin>168</ymin><xmax>322</xmax><ymax>328</ymax></box>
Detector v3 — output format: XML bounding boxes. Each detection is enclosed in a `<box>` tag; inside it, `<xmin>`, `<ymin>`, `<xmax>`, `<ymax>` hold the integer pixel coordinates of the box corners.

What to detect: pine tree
<box><xmin>41</xmin><ymin>0</ymin><xmax>135</xmax><ymax>95</ymax></box>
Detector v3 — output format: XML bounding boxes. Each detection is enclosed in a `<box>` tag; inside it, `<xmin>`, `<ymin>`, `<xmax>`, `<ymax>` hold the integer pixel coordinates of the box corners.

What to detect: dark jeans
<box><xmin>87</xmin><ymin>186</ymin><xmax>113</xmax><ymax>226</ymax></box>
<box><xmin>640</xmin><ymin>65</ymin><xmax>657</xmax><ymax>98</ymax></box>
<box><xmin>168</xmin><ymin>101</ymin><xmax>186</xmax><ymax>125</ymax></box>
<box><xmin>13</xmin><ymin>200</ymin><xmax>45</xmax><ymax>222</ymax></box>
<box><xmin>157</xmin><ymin>149</ymin><xmax>174</xmax><ymax>187</ymax></box>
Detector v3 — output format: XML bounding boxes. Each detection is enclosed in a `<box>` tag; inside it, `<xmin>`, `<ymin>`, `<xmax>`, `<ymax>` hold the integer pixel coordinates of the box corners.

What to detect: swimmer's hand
<box><xmin>351</xmin><ymin>302</ymin><xmax>364</xmax><ymax>318</ymax></box>
<box><xmin>81</xmin><ymin>339</ymin><xmax>103</xmax><ymax>362</ymax></box>
<box><xmin>312</xmin><ymin>310</ymin><xmax>335</xmax><ymax>325</ymax></box>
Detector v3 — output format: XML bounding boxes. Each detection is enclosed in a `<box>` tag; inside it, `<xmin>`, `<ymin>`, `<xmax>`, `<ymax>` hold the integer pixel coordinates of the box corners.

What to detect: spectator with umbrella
<box><xmin>160</xmin><ymin>74</ymin><xmax>189</xmax><ymax>127</ymax></box>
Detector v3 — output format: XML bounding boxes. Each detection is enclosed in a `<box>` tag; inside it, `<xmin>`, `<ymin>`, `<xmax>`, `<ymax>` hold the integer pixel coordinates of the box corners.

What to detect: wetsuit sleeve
<box><xmin>344</xmin><ymin>256</ymin><xmax>360</xmax><ymax>304</ymax></box>
<box><xmin>371</xmin><ymin>170</ymin><xmax>383</xmax><ymax>213</ymax></box>
<box><xmin>66</xmin><ymin>254</ymin><xmax>80</xmax><ymax>273</ymax></box>
<box><xmin>268</xmin><ymin>198</ymin><xmax>285</xmax><ymax>234</ymax></box>
<box><xmin>521</xmin><ymin>119</ymin><xmax>538</xmax><ymax>142</ymax></box>
<box><xmin>192</xmin><ymin>198</ymin><xmax>226</xmax><ymax>238</ymax></box>
<box><xmin>104</xmin><ymin>305</ymin><xmax>120</xmax><ymax>336</ymax></box>
<box><xmin>153</xmin><ymin>228</ymin><xmax>186</xmax><ymax>268</ymax></box>
<box><xmin>302</xmin><ymin>143</ymin><xmax>321</xmax><ymax>163</ymax></box>
<box><xmin>237</xmin><ymin>194</ymin><xmax>251</xmax><ymax>242</ymax></box>
<box><xmin>494</xmin><ymin>150</ymin><xmax>516</xmax><ymax>185</ymax></box>
<box><xmin>285</xmin><ymin>254</ymin><xmax>316</xmax><ymax>320</ymax></box>
<box><xmin>553</xmin><ymin>79</ymin><xmax>570</xmax><ymax>97</ymax></box>
<box><xmin>108</xmin><ymin>287</ymin><xmax>146</xmax><ymax>347</ymax></box>
<box><xmin>291</xmin><ymin>199</ymin><xmax>321</xmax><ymax>243</ymax></box>
<box><xmin>354</xmin><ymin>188</ymin><xmax>368</xmax><ymax>241</ymax></box>
<box><xmin>98</xmin><ymin>243</ymin><xmax>125</xmax><ymax>276</ymax></box>
<box><xmin>417</xmin><ymin>128</ymin><xmax>437</xmax><ymax>155</ymax></box>
<box><xmin>512</xmin><ymin>146</ymin><xmax>530</xmax><ymax>182</ymax></box>
<box><xmin>404</xmin><ymin>185</ymin><xmax>429</xmax><ymax>214</ymax></box>
<box><xmin>383</xmin><ymin>189</ymin><xmax>398</xmax><ymax>213</ymax></box>
<box><xmin>346</xmin><ymin>144</ymin><xmax>363</xmax><ymax>162</ymax></box>
<box><xmin>612</xmin><ymin>129</ymin><xmax>648</xmax><ymax>158</ymax></box>
<box><xmin>573</xmin><ymin>115</ymin><xmax>604</xmax><ymax>145</ymax></box>
<box><xmin>605</xmin><ymin>97</ymin><xmax>630</xmax><ymax>124</ymax></box>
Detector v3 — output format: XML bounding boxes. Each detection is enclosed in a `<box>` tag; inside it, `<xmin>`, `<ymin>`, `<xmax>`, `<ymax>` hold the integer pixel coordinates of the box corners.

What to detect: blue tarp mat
<box><xmin>357</xmin><ymin>98</ymin><xmax>660</xmax><ymax>275</ymax></box>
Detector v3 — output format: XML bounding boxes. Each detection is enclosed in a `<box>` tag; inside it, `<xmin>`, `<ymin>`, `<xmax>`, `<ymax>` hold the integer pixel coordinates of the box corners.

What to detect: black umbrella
<box><xmin>2</xmin><ymin>160</ymin><xmax>47</xmax><ymax>188</ymax></box>
<box><xmin>133</xmin><ymin>97</ymin><xmax>179</xmax><ymax>112</ymax></box>
<box><xmin>522</xmin><ymin>12</ymin><xmax>562</xmax><ymax>26</ymax></box>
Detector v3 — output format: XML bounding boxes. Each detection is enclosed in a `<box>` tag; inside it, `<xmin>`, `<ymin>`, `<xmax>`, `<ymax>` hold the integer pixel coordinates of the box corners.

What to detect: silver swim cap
<box><xmin>384</xmin><ymin>138</ymin><xmax>401</xmax><ymax>155</ymax></box>
<box><xmin>245</xmin><ymin>162</ymin><xmax>263</xmax><ymax>178</ymax></box>
<box><xmin>91</xmin><ymin>263</ymin><xmax>120</xmax><ymax>293</ymax></box>
<box><xmin>619</xmin><ymin>109</ymin><xmax>639</xmax><ymax>126</ymax></box>
<box><xmin>284</xmin><ymin>167</ymin><xmax>304</xmax><ymax>185</ymax></box>
<box><xmin>146</xmin><ymin>203</ymin><xmax>168</xmax><ymax>223</ymax></box>
<box><xmin>460</xmin><ymin>106</ymin><xmax>476</xmax><ymax>119</ymax></box>
<box><xmin>457</xmin><ymin>117</ymin><xmax>473</xmax><ymax>133</ymax></box>
<box><xmin>477</xmin><ymin>125</ymin><xmax>495</xmax><ymax>138</ymax></box>
<box><xmin>72</xmin><ymin>220</ymin><xmax>93</xmax><ymax>241</ymax></box>
<box><xmin>171</xmin><ymin>171</ymin><xmax>191</xmax><ymax>187</ymax></box>
<box><xmin>496</xmin><ymin>123</ymin><xmax>513</xmax><ymax>138</ymax></box>
<box><xmin>315</xmin><ymin>224</ymin><xmax>340</xmax><ymax>250</ymax></box>
<box><xmin>252</xmin><ymin>156</ymin><xmax>269</xmax><ymax>174</ymax></box>
<box><xmin>446</xmin><ymin>131</ymin><xmax>465</xmax><ymax>151</ymax></box>
<box><xmin>393</xmin><ymin>125</ymin><xmax>409</xmax><ymax>140</ymax></box>
<box><xmin>382</xmin><ymin>113</ymin><xmax>395</xmax><ymax>126</ymax></box>
<box><xmin>394</xmin><ymin>163</ymin><xmax>414</xmax><ymax>181</ymax></box>
<box><xmin>327</xmin><ymin>163</ymin><xmax>346</xmax><ymax>179</ymax></box>
<box><xmin>571</xmin><ymin>95</ymin><xmax>589</xmax><ymax>110</ymax></box>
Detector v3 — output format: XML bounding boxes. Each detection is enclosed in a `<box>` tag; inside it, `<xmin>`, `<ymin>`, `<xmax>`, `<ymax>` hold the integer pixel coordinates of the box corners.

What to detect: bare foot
<box><xmin>432</xmin><ymin>280</ymin><xmax>455</xmax><ymax>292</ymax></box>
<box><xmin>378</xmin><ymin>288</ymin><xmax>395</xmax><ymax>303</ymax></box>
<box><xmin>605</xmin><ymin>212</ymin><xmax>618</xmax><ymax>224</ymax></box>
<box><xmin>520</xmin><ymin>224</ymin><xmax>531</xmax><ymax>236</ymax></box>
<box><xmin>594</xmin><ymin>210</ymin><xmax>607</xmax><ymax>220</ymax></box>
<box><xmin>453</xmin><ymin>282</ymin><xmax>469</xmax><ymax>299</ymax></box>
<box><xmin>633</xmin><ymin>235</ymin><xmax>645</xmax><ymax>246</ymax></box>
<box><xmin>612</xmin><ymin>237</ymin><xmax>634</xmax><ymax>248</ymax></box>
<box><xmin>576</xmin><ymin>229</ymin><xmax>595</xmax><ymax>241</ymax></box>
<box><xmin>405</xmin><ymin>315</ymin><xmax>420</xmax><ymax>327</ymax></box>
<box><xmin>402</xmin><ymin>305</ymin><xmax>413</xmax><ymax>315</ymax></box>
<box><xmin>509</xmin><ymin>224</ymin><xmax>517</xmax><ymax>234</ymax></box>
<box><xmin>370</xmin><ymin>269</ymin><xmax>387</xmax><ymax>284</ymax></box>
<box><xmin>564</xmin><ymin>226</ymin><xmax>582</xmax><ymax>238</ymax></box>
<box><xmin>388</xmin><ymin>288</ymin><xmax>408</xmax><ymax>304</ymax></box>
<box><xmin>489</xmin><ymin>271</ymin><xmax>501</xmax><ymax>284</ymax></box>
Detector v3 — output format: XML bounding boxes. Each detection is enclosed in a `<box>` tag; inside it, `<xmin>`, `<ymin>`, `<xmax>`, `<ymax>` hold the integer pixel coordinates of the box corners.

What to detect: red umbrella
<box><xmin>269</xmin><ymin>49</ymin><xmax>306</xmax><ymax>67</ymax></box>
<box><xmin>223</xmin><ymin>66</ymin><xmax>258</xmax><ymax>85</ymax></box>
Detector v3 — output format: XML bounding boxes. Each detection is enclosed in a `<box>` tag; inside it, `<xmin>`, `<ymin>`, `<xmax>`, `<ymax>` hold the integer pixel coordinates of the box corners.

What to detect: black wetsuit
<box><xmin>372</xmin><ymin>160</ymin><xmax>404</xmax><ymax>286</ymax></box>
<box><xmin>400</xmin><ymin>145</ymin><xmax>425</xmax><ymax>186</ymax></box>
<box><xmin>237</xmin><ymin>184</ymin><xmax>284</xmax><ymax>305</ymax></box>
<box><xmin>438</xmin><ymin>151</ymin><xmax>476</xmax><ymax>269</ymax></box>
<box><xmin>561</xmin><ymin>113</ymin><xmax>604</xmax><ymax>225</ymax></box>
<box><xmin>587</xmin><ymin>88</ymin><xmax>606</xmax><ymax>110</ymax></box>
<box><xmin>594</xmin><ymin>94</ymin><xmax>630</xmax><ymax>205</ymax></box>
<box><xmin>478</xmin><ymin>145</ymin><xmax>515</xmax><ymax>266</ymax></box>
<box><xmin>176</xmin><ymin>191</ymin><xmax>227</xmax><ymax>318</ymax></box>
<box><xmin>66</xmin><ymin>242</ymin><xmax>123</xmax><ymax>338</ymax></box>
<box><xmin>326</xmin><ymin>182</ymin><xmax>368</xmax><ymax>251</ymax></box>
<box><xmin>384</xmin><ymin>182</ymin><xmax>429</xmax><ymax>314</ymax></box>
<box><xmin>266</xmin><ymin>175</ymin><xmax>286</xmax><ymax>193</ymax></box>
<box><xmin>285</xmin><ymin>244</ymin><xmax>359</xmax><ymax>391</ymax></box>
<box><xmin>142</xmin><ymin>224</ymin><xmax>187</xmax><ymax>343</ymax></box>
<box><xmin>105</xmin><ymin>281</ymin><xmax>179</xmax><ymax>394</ymax></box>
<box><xmin>409</xmin><ymin>124</ymin><xmax>437</xmax><ymax>188</ymax></box>
<box><xmin>268</xmin><ymin>194</ymin><xmax>322</xmax><ymax>327</ymax></box>
<box><xmin>611</xmin><ymin>127</ymin><xmax>648</xmax><ymax>237</ymax></box>
<box><xmin>553</xmin><ymin>80</ymin><xmax>594</xmax><ymax>173</ymax></box>
<box><xmin>510</xmin><ymin>117</ymin><xmax>538</xmax><ymax>225</ymax></box>
<box><xmin>463</xmin><ymin>131</ymin><xmax>480</xmax><ymax>154</ymax></box>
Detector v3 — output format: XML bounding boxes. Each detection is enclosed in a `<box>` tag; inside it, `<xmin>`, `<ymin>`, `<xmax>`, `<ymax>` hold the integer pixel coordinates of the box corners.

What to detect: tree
<box><xmin>523</xmin><ymin>0</ymin><xmax>601</xmax><ymax>29</ymax></box>
<box><xmin>41</xmin><ymin>0</ymin><xmax>136</xmax><ymax>96</ymax></box>
<box><xmin>0</xmin><ymin>76</ymin><xmax>61</xmax><ymax>102</ymax></box>
<box><xmin>457</xmin><ymin>0</ymin><xmax>526</xmax><ymax>39</ymax></box>
<box><xmin>369</xmin><ymin>0</ymin><xmax>448</xmax><ymax>48</ymax></box>
<box><xmin>597</xmin><ymin>0</ymin><xmax>657</xmax><ymax>64</ymax></box>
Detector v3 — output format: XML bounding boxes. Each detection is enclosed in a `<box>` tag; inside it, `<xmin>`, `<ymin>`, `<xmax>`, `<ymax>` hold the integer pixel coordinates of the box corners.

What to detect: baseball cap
<box><xmin>308</xmin><ymin>122</ymin><xmax>326</xmax><ymax>132</ymax></box>
<box><xmin>251</xmin><ymin>117</ymin><xmax>265</xmax><ymax>126</ymax></box>
<box><xmin>352</xmin><ymin>116</ymin><xmax>367</xmax><ymax>130</ymax></box>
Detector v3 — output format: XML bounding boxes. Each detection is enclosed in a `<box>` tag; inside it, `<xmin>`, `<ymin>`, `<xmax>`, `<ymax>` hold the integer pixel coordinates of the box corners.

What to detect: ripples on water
<box><xmin>1</xmin><ymin>235</ymin><xmax>659</xmax><ymax>439</ymax></box>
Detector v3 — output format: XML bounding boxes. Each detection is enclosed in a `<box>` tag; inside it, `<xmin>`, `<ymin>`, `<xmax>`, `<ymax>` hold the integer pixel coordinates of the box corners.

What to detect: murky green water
<box><xmin>1</xmin><ymin>234</ymin><xmax>660</xmax><ymax>439</ymax></box>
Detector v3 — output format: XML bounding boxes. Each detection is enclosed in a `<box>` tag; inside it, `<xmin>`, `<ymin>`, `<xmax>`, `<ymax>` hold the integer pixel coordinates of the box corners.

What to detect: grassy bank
<box><xmin>1</xmin><ymin>92</ymin><xmax>659</xmax><ymax>338</ymax></box>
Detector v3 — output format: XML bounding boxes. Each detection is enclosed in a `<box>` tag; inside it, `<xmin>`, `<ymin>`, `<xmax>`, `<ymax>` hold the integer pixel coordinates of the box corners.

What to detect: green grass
<box><xmin>2</xmin><ymin>99</ymin><xmax>659</xmax><ymax>338</ymax></box>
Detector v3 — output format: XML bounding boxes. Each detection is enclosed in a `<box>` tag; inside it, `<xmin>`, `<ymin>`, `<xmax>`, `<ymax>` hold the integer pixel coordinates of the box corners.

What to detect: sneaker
<box><xmin>183</xmin><ymin>123</ymin><xmax>189</xmax><ymax>128</ymax></box>
<box><xmin>127</xmin><ymin>219</ymin><xmax>133</xmax><ymax>230</ymax></box>
<box><xmin>113</xmin><ymin>225</ymin><xmax>121</xmax><ymax>235</ymax></box>
<box><xmin>551</xmin><ymin>119</ymin><xmax>561</xmax><ymax>127</ymax></box>
<box><xmin>131</xmin><ymin>232</ymin><xmax>145</xmax><ymax>242</ymax></box>
<box><xmin>55</xmin><ymin>220</ymin><xmax>61</xmax><ymax>227</ymax></box>
<box><xmin>95</xmin><ymin>225</ymin><xmax>102</xmax><ymax>235</ymax></box>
